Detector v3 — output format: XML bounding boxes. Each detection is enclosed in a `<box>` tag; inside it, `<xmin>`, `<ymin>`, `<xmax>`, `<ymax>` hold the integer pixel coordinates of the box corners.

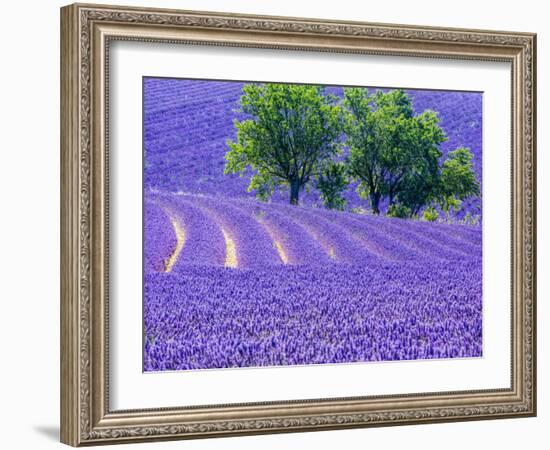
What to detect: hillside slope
<box><xmin>143</xmin><ymin>78</ymin><xmax>482</xmax><ymax>217</ymax></box>
<box><xmin>144</xmin><ymin>192</ymin><xmax>482</xmax><ymax>371</ymax></box>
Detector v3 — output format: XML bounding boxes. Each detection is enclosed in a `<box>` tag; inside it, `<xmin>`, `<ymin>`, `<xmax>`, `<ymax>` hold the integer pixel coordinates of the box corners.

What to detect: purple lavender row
<box><xmin>322</xmin><ymin>207</ymin><xmax>477</xmax><ymax>263</ymax></box>
<box><xmin>144</xmin><ymin>80</ymin><xmax>243</xmax><ymax>115</ymax></box>
<box><xmin>258</xmin><ymin>199</ymin><xmax>385</xmax><ymax>265</ymax></box>
<box><xmin>396</xmin><ymin>216</ymin><xmax>482</xmax><ymax>246</ymax></box>
<box><xmin>144</xmin><ymin>106</ymin><xmax>241</xmax><ymax>148</ymax></box>
<box><xmin>243</xmin><ymin>199</ymin><xmax>448</xmax><ymax>265</ymax></box>
<box><xmin>156</xmin><ymin>193</ymin><xmax>226</xmax><ymax>269</ymax></box>
<box><xmin>300</xmin><ymin>205</ymin><xmax>429</xmax><ymax>263</ymax></box>
<box><xmin>143</xmin><ymin>201</ymin><xmax>177</xmax><ymax>274</ymax></box>
<box><xmin>384</xmin><ymin>216</ymin><xmax>481</xmax><ymax>257</ymax></box>
<box><xmin>144</xmin><ymin>262</ymin><xmax>481</xmax><ymax>371</ymax></box>
<box><xmin>442</xmin><ymin>223</ymin><xmax>482</xmax><ymax>245</ymax></box>
<box><xmin>375</xmin><ymin>216</ymin><xmax>479</xmax><ymax>262</ymax></box>
<box><xmin>230</xmin><ymin>198</ymin><xmax>333</xmax><ymax>266</ymax></box>
<box><xmin>189</xmin><ymin>194</ymin><xmax>282</xmax><ymax>268</ymax></box>
<box><xmin>145</xmin><ymin>192</ymin><xmax>481</xmax><ymax>269</ymax></box>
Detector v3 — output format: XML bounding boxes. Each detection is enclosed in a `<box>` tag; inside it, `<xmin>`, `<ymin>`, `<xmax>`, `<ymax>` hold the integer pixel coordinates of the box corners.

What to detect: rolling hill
<box><xmin>143</xmin><ymin>192</ymin><xmax>482</xmax><ymax>371</ymax></box>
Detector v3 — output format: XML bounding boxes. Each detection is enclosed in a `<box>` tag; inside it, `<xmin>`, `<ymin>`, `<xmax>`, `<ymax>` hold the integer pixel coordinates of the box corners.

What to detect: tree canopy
<box><xmin>224</xmin><ymin>83</ymin><xmax>479</xmax><ymax>221</ymax></box>
<box><xmin>224</xmin><ymin>83</ymin><xmax>343</xmax><ymax>205</ymax></box>
<box><xmin>438</xmin><ymin>147</ymin><xmax>480</xmax><ymax>215</ymax></box>
<box><xmin>344</xmin><ymin>88</ymin><xmax>446</xmax><ymax>215</ymax></box>
<box><xmin>316</xmin><ymin>161</ymin><xmax>348</xmax><ymax>210</ymax></box>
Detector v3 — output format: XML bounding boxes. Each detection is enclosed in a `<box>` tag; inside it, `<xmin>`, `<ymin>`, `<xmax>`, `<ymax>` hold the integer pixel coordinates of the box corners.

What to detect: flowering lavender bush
<box><xmin>144</xmin><ymin>262</ymin><xmax>481</xmax><ymax>371</ymax></box>
<box><xmin>144</xmin><ymin>201</ymin><xmax>177</xmax><ymax>273</ymax></box>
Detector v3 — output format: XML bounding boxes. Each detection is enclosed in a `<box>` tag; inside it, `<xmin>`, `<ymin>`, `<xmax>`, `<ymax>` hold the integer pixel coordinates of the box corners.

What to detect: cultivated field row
<box><xmin>144</xmin><ymin>192</ymin><xmax>482</xmax><ymax>274</ymax></box>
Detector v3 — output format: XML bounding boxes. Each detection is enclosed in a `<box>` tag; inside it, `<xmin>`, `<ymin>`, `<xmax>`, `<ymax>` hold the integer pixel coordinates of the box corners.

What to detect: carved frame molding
<box><xmin>60</xmin><ymin>3</ymin><xmax>536</xmax><ymax>446</ymax></box>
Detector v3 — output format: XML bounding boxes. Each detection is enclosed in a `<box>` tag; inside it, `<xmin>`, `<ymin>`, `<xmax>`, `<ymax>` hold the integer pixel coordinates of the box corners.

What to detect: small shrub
<box><xmin>387</xmin><ymin>204</ymin><xmax>412</xmax><ymax>219</ymax></box>
<box><xmin>423</xmin><ymin>206</ymin><xmax>439</xmax><ymax>222</ymax></box>
<box><xmin>461</xmin><ymin>213</ymin><xmax>480</xmax><ymax>225</ymax></box>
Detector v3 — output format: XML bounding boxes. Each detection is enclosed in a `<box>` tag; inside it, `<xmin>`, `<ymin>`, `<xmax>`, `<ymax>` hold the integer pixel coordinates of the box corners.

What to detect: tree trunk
<box><xmin>370</xmin><ymin>192</ymin><xmax>381</xmax><ymax>215</ymax></box>
<box><xmin>290</xmin><ymin>180</ymin><xmax>301</xmax><ymax>205</ymax></box>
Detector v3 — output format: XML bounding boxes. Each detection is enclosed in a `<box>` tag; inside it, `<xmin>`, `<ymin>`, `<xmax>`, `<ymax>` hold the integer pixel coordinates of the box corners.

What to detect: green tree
<box><xmin>437</xmin><ymin>147</ymin><xmax>480</xmax><ymax>216</ymax></box>
<box><xmin>225</xmin><ymin>83</ymin><xmax>343</xmax><ymax>205</ymax></box>
<box><xmin>316</xmin><ymin>161</ymin><xmax>348</xmax><ymax>210</ymax></box>
<box><xmin>344</xmin><ymin>88</ymin><xmax>446</xmax><ymax>215</ymax></box>
<box><xmin>390</xmin><ymin>113</ymin><xmax>445</xmax><ymax>216</ymax></box>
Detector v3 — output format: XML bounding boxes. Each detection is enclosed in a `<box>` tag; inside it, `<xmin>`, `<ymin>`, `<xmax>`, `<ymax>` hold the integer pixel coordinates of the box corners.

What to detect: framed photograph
<box><xmin>60</xmin><ymin>3</ymin><xmax>536</xmax><ymax>446</ymax></box>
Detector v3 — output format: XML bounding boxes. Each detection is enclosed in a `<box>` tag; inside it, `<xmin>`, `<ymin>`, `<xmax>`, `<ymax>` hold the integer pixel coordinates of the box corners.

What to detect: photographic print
<box><xmin>143</xmin><ymin>77</ymin><xmax>483</xmax><ymax>372</ymax></box>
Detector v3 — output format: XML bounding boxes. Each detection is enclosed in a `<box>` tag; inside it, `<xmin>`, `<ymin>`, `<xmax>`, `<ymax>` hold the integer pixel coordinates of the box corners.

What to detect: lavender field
<box><xmin>144</xmin><ymin>78</ymin><xmax>482</xmax><ymax>217</ymax></box>
<box><xmin>143</xmin><ymin>78</ymin><xmax>483</xmax><ymax>372</ymax></box>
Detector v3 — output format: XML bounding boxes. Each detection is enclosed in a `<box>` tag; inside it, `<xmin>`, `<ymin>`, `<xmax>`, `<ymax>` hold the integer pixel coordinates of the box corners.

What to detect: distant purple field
<box><xmin>143</xmin><ymin>78</ymin><xmax>483</xmax><ymax>372</ymax></box>
<box><xmin>144</xmin><ymin>78</ymin><xmax>482</xmax><ymax>218</ymax></box>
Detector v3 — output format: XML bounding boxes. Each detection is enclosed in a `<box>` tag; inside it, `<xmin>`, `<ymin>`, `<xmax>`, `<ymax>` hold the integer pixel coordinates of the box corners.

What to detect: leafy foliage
<box><xmin>225</xmin><ymin>84</ymin><xmax>479</xmax><ymax>219</ymax></box>
<box><xmin>423</xmin><ymin>206</ymin><xmax>439</xmax><ymax>222</ymax></box>
<box><xmin>225</xmin><ymin>83</ymin><xmax>343</xmax><ymax>205</ymax></box>
<box><xmin>344</xmin><ymin>88</ymin><xmax>446</xmax><ymax>215</ymax></box>
<box><xmin>438</xmin><ymin>147</ymin><xmax>480</xmax><ymax>216</ymax></box>
<box><xmin>387</xmin><ymin>203</ymin><xmax>413</xmax><ymax>219</ymax></box>
<box><xmin>316</xmin><ymin>161</ymin><xmax>348</xmax><ymax>210</ymax></box>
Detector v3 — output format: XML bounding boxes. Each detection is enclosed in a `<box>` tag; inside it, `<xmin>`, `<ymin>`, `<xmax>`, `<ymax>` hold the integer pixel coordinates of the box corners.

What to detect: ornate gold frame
<box><xmin>60</xmin><ymin>3</ymin><xmax>536</xmax><ymax>446</ymax></box>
